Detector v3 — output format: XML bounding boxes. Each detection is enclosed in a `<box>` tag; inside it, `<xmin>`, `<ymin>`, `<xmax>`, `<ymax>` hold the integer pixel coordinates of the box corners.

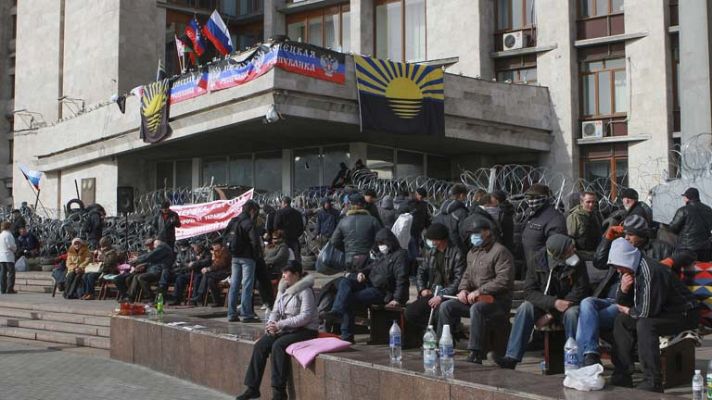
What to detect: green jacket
<box><xmin>566</xmin><ymin>205</ymin><xmax>602</xmax><ymax>256</ymax></box>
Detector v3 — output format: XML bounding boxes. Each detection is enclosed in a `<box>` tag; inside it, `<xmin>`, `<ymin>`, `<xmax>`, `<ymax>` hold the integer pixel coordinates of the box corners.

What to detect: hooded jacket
<box><xmin>416</xmin><ymin>244</ymin><xmax>465</xmax><ymax>297</ymax></box>
<box><xmin>269</xmin><ymin>274</ymin><xmax>319</xmax><ymax>332</ymax></box>
<box><xmin>224</xmin><ymin>211</ymin><xmax>261</xmax><ymax>259</ymax></box>
<box><xmin>315</xmin><ymin>202</ymin><xmax>340</xmax><ymax>237</ymax></box>
<box><xmin>379</xmin><ymin>196</ymin><xmax>397</xmax><ymax>229</ymax></box>
<box><xmin>435</xmin><ymin>199</ymin><xmax>470</xmax><ymax>253</ymax></box>
<box><xmin>566</xmin><ymin>204</ymin><xmax>602</xmax><ymax>254</ymax></box>
<box><xmin>330</xmin><ymin>208</ymin><xmax>381</xmax><ymax>260</ymax></box>
<box><xmin>66</xmin><ymin>243</ymin><xmax>91</xmax><ymax>273</ymax></box>
<box><xmin>669</xmin><ymin>200</ymin><xmax>712</xmax><ymax>252</ymax></box>
<box><xmin>521</xmin><ymin>204</ymin><xmax>567</xmax><ymax>264</ymax></box>
<box><xmin>524</xmin><ymin>248</ymin><xmax>590</xmax><ymax>313</ymax></box>
<box><xmin>366</xmin><ymin>229</ymin><xmax>410</xmax><ymax>305</ymax></box>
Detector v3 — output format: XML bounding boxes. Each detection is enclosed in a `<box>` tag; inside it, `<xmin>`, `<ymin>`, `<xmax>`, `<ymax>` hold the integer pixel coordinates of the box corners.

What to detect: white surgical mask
<box><xmin>378</xmin><ymin>244</ymin><xmax>389</xmax><ymax>254</ymax></box>
<box><xmin>565</xmin><ymin>254</ymin><xmax>580</xmax><ymax>267</ymax></box>
<box><xmin>470</xmin><ymin>233</ymin><xmax>484</xmax><ymax>247</ymax></box>
<box><xmin>425</xmin><ymin>239</ymin><xmax>435</xmax><ymax>249</ymax></box>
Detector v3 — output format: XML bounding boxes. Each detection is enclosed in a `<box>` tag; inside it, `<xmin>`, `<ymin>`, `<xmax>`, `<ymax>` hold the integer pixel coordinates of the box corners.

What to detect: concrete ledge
<box><xmin>491</xmin><ymin>44</ymin><xmax>558</xmax><ymax>59</ymax></box>
<box><xmin>574</xmin><ymin>32</ymin><xmax>648</xmax><ymax>48</ymax></box>
<box><xmin>577</xmin><ymin>134</ymin><xmax>650</xmax><ymax>145</ymax></box>
<box><xmin>111</xmin><ymin>314</ymin><xmax>682</xmax><ymax>399</ymax></box>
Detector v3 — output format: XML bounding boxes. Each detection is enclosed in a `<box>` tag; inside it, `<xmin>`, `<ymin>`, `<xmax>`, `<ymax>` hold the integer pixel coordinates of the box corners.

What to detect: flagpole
<box><xmin>20</xmin><ymin>175</ymin><xmax>50</xmax><ymax>218</ymax></box>
<box><xmin>33</xmin><ymin>188</ymin><xmax>40</xmax><ymax>211</ymax></box>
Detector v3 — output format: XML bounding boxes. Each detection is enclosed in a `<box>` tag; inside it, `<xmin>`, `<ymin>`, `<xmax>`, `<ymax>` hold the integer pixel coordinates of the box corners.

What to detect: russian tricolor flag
<box><xmin>185</xmin><ymin>17</ymin><xmax>206</xmax><ymax>57</ymax></box>
<box><xmin>19</xmin><ymin>164</ymin><xmax>41</xmax><ymax>190</ymax></box>
<box><xmin>202</xmin><ymin>10</ymin><xmax>233</xmax><ymax>56</ymax></box>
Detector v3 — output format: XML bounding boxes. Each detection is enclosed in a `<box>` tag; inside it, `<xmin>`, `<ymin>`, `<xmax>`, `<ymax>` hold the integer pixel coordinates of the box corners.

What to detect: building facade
<box><xmin>11</xmin><ymin>0</ymin><xmax>709</xmax><ymax>215</ymax></box>
<box><xmin>0</xmin><ymin>0</ymin><xmax>16</xmax><ymax>206</ymax></box>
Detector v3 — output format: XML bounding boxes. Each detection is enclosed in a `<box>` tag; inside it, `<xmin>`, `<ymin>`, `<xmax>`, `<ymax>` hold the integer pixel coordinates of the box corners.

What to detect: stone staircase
<box><xmin>14</xmin><ymin>271</ymin><xmax>54</xmax><ymax>294</ymax></box>
<box><xmin>0</xmin><ymin>295</ymin><xmax>112</xmax><ymax>350</ymax></box>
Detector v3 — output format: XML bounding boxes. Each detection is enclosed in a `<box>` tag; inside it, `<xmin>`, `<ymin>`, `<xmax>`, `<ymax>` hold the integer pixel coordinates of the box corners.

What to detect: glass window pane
<box><xmin>497</xmin><ymin>70</ymin><xmax>514</xmax><ymax>82</ymax></box>
<box><xmin>342</xmin><ymin>10</ymin><xmax>351</xmax><ymax>52</ymax></box>
<box><xmin>583</xmin><ymin>74</ymin><xmax>596</xmax><ymax>115</ymax></box>
<box><xmin>294</xmin><ymin>148</ymin><xmax>322</xmax><ymax>191</ymax></box>
<box><xmin>598</xmin><ymin>71</ymin><xmax>611</xmax><ymax>115</ymax></box>
<box><xmin>584</xmin><ymin>160</ymin><xmax>611</xmax><ymax>192</ymax></box>
<box><xmin>254</xmin><ymin>152</ymin><xmax>282</xmax><ymax>192</ymax></box>
<box><xmin>581</xmin><ymin>0</ymin><xmax>594</xmax><ymax>17</ymax></box>
<box><xmin>615</xmin><ymin>159</ymin><xmax>628</xmax><ymax>187</ymax></box>
<box><xmin>611</xmin><ymin>0</ymin><xmax>624</xmax><ymax>13</ymax></box>
<box><xmin>308</xmin><ymin>17</ymin><xmax>323</xmax><ymax>46</ymax></box>
<box><xmin>367</xmin><ymin>146</ymin><xmax>394</xmax><ymax>180</ymax></box>
<box><xmin>156</xmin><ymin>161</ymin><xmax>173</xmax><ymax>189</ymax></box>
<box><xmin>520</xmin><ymin>67</ymin><xmax>537</xmax><ymax>83</ymax></box>
<box><xmin>287</xmin><ymin>21</ymin><xmax>306</xmax><ymax>43</ymax></box>
<box><xmin>405</xmin><ymin>0</ymin><xmax>426</xmax><ymax>62</ymax></box>
<box><xmin>323</xmin><ymin>145</ymin><xmax>351</xmax><ymax>186</ymax></box>
<box><xmin>229</xmin><ymin>155</ymin><xmax>253</xmax><ymax>187</ymax></box>
<box><xmin>175</xmin><ymin>160</ymin><xmax>193</xmax><ymax>189</ymax></box>
<box><xmin>427</xmin><ymin>155</ymin><xmax>451</xmax><ymax>181</ymax></box>
<box><xmin>596</xmin><ymin>0</ymin><xmax>608</xmax><ymax>15</ymax></box>
<box><xmin>525</xmin><ymin>0</ymin><xmax>535</xmax><ymax>26</ymax></box>
<box><xmin>324</xmin><ymin>13</ymin><xmax>339</xmax><ymax>50</ymax></box>
<box><xmin>614</xmin><ymin>70</ymin><xmax>627</xmax><ymax>113</ymax></box>
<box><xmin>202</xmin><ymin>157</ymin><xmax>227</xmax><ymax>185</ymax></box>
<box><xmin>376</xmin><ymin>2</ymin><xmax>402</xmax><ymax>61</ymax></box>
<box><xmin>497</xmin><ymin>0</ymin><xmax>510</xmax><ymax>30</ymax></box>
<box><xmin>396</xmin><ymin>150</ymin><xmax>424</xmax><ymax>178</ymax></box>
<box><xmin>239</xmin><ymin>0</ymin><xmax>249</xmax><ymax>16</ymax></box>
<box><xmin>605</xmin><ymin>58</ymin><xmax>625</xmax><ymax>69</ymax></box>
<box><xmin>221</xmin><ymin>0</ymin><xmax>238</xmax><ymax>16</ymax></box>
<box><xmin>511</xmin><ymin>0</ymin><xmax>523</xmax><ymax>28</ymax></box>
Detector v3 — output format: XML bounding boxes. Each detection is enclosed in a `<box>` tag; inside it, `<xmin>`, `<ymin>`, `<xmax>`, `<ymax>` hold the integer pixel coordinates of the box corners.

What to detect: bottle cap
<box><xmin>697</xmin><ymin>369</ymin><xmax>701</xmax><ymax>374</ymax></box>
<box><xmin>442</xmin><ymin>324</ymin><xmax>451</xmax><ymax>337</ymax></box>
<box><xmin>427</xmin><ymin>325</ymin><xmax>433</xmax><ymax>330</ymax></box>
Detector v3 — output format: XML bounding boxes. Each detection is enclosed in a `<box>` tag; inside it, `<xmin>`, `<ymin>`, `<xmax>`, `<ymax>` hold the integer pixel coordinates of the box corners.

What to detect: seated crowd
<box><xmin>19</xmin><ymin>183</ymin><xmax>709</xmax><ymax>396</ymax></box>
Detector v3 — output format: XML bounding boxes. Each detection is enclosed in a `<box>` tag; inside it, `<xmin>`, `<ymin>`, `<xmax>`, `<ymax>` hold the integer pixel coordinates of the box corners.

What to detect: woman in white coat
<box><xmin>0</xmin><ymin>221</ymin><xmax>17</xmax><ymax>294</ymax></box>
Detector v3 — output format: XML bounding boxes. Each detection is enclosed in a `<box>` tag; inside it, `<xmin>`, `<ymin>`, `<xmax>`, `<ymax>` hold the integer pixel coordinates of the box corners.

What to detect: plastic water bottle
<box><xmin>564</xmin><ymin>337</ymin><xmax>580</xmax><ymax>372</ymax></box>
<box><xmin>156</xmin><ymin>293</ymin><xmax>164</xmax><ymax>315</ymax></box>
<box><xmin>705</xmin><ymin>360</ymin><xmax>712</xmax><ymax>399</ymax></box>
<box><xmin>389</xmin><ymin>320</ymin><xmax>402</xmax><ymax>362</ymax></box>
<box><xmin>694</xmin><ymin>369</ymin><xmax>704</xmax><ymax>400</ymax></box>
<box><xmin>439</xmin><ymin>324</ymin><xmax>454</xmax><ymax>378</ymax></box>
<box><xmin>423</xmin><ymin>325</ymin><xmax>438</xmax><ymax>374</ymax></box>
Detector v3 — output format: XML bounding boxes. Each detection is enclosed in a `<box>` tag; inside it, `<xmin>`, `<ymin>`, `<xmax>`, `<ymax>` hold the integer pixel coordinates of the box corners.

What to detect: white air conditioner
<box><xmin>503</xmin><ymin>31</ymin><xmax>526</xmax><ymax>51</ymax></box>
<box><xmin>581</xmin><ymin>120</ymin><xmax>604</xmax><ymax>139</ymax></box>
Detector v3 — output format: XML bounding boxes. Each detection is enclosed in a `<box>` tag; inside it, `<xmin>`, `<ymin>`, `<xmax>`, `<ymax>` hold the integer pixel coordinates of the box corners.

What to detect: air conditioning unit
<box><xmin>581</xmin><ymin>120</ymin><xmax>604</xmax><ymax>139</ymax></box>
<box><xmin>503</xmin><ymin>31</ymin><xmax>526</xmax><ymax>51</ymax></box>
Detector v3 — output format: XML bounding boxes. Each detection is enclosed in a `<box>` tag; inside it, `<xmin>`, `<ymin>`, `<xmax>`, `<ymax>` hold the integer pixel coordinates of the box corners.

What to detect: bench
<box><xmin>535</xmin><ymin>322</ymin><xmax>565</xmax><ymax>375</ymax></box>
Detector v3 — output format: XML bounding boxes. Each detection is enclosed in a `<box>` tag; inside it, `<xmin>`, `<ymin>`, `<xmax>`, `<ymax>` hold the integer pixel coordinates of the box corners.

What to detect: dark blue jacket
<box><xmin>316</xmin><ymin>207</ymin><xmax>340</xmax><ymax>237</ymax></box>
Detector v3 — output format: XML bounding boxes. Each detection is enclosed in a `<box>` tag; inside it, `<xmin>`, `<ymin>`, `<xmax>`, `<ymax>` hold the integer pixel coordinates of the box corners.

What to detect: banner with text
<box><xmin>173</xmin><ymin>189</ymin><xmax>254</xmax><ymax>240</ymax></box>
<box><xmin>275</xmin><ymin>41</ymin><xmax>345</xmax><ymax>84</ymax></box>
<box><xmin>170</xmin><ymin>69</ymin><xmax>209</xmax><ymax>104</ymax></box>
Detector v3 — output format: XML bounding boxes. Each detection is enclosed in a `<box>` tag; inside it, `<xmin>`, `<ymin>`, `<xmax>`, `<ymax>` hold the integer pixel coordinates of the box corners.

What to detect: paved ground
<box><xmin>0</xmin><ymin>339</ymin><xmax>233</xmax><ymax>400</ymax></box>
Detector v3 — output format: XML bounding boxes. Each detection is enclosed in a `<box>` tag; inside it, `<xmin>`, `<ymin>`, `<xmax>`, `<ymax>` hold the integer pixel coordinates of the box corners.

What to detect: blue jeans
<box><xmin>228</xmin><ymin>257</ymin><xmax>256</xmax><ymax>319</ymax></box>
<box><xmin>576</xmin><ymin>297</ymin><xmax>619</xmax><ymax>356</ymax></box>
<box><xmin>331</xmin><ymin>277</ymin><xmax>384</xmax><ymax>339</ymax></box>
<box><xmin>505</xmin><ymin>301</ymin><xmax>579</xmax><ymax>362</ymax></box>
<box><xmin>83</xmin><ymin>272</ymin><xmax>101</xmax><ymax>296</ymax></box>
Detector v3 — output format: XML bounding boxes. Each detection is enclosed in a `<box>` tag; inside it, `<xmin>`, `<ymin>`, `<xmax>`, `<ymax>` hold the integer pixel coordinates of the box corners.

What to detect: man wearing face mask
<box><xmin>494</xmin><ymin>234</ymin><xmax>589</xmax><ymax>369</ymax></box>
<box><xmin>327</xmin><ymin>228</ymin><xmax>409</xmax><ymax>342</ymax></box>
<box><xmin>405</xmin><ymin>223</ymin><xmax>465</xmax><ymax>342</ymax></box>
<box><xmin>521</xmin><ymin>184</ymin><xmax>567</xmax><ymax>274</ymax></box>
<box><xmin>437</xmin><ymin>218</ymin><xmax>514</xmax><ymax>364</ymax></box>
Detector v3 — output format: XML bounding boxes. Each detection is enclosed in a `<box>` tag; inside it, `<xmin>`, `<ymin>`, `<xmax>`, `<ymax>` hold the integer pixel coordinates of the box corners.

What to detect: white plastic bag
<box><xmin>563</xmin><ymin>364</ymin><xmax>605</xmax><ymax>391</ymax></box>
<box><xmin>391</xmin><ymin>213</ymin><xmax>413</xmax><ymax>250</ymax></box>
<box><xmin>14</xmin><ymin>256</ymin><xmax>27</xmax><ymax>272</ymax></box>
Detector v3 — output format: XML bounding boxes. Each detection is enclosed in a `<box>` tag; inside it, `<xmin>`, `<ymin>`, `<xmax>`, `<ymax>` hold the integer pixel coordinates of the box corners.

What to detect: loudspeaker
<box><xmin>117</xmin><ymin>186</ymin><xmax>135</xmax><ymax>214</ymax></box>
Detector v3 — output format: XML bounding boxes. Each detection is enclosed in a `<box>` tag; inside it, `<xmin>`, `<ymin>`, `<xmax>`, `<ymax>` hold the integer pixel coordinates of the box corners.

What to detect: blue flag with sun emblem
<box><xmin>355</xmin><ymin>55</ymin><xmax>444</xmax><ymax>136</ymax></box>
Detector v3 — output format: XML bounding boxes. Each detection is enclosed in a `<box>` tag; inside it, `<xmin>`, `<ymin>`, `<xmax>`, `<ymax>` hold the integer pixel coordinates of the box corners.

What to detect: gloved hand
<box><xmin>604</xmin><ymin>225</ymin><xmax>624</xmax><ymax>241</ymax></box>
<box><xmin>659</xmin><ymin>258</ymin><xmax>674</xmax><ymax>268</ymax></box>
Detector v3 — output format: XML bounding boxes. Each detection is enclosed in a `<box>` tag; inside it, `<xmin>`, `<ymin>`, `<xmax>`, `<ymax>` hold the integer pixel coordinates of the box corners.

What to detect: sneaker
<box><xmin>493</xmin><ymin>355</ymin><xmax>517</xmax><ymax>369</ymax></box>
<box><xmin>583</xmin><ymin>353</ymin><xmax>601</xmax><ymax>367</ymax></box>
<box><xmin>466</xmin><ymin>350</ymin><xmax>482</xmax><ymax>364</ymax></box>
<box><xmin>235</xmin><ymin>387</ymin><xmax>260</xmax><ymax>400</ymax></box>
<box><xmin>341</xmin><ymin>335</ymin><xmax>355</xmax><ymax>344</ymax></box>
<box><xmin>227</xmin><ymin>315</ymin><xmax>240</xmax><ymax>323</ymax></box>
<box><xmin>242</xmin><ymin>316</ymin><xmax>261</xmax><ymax>323</ymax></box>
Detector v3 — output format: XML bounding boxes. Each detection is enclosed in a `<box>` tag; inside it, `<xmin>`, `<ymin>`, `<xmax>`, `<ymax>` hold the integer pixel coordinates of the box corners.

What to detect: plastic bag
<box><xmin>14</xmin><ymin>256</ymin><xmax>27</xmax><ymax>272</ymax></box>
<box><xmin>563</xmin><ymin>364</ymin><xmax>605</xmax><ymax>391</ymax></box>
<box><xmin>316</xmin><ymin>242</ymin><xmax>346</xmax><ymax>275</ymax></box>
<box><xmin>391</xmin><ymin>213</ymin><xmax>413</xmax><ymax>250</ymax></box>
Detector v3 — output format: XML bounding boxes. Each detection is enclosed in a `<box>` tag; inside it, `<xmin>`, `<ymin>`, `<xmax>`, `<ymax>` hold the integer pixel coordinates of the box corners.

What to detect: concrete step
<box><xmin>0</xmin><ymin>326</ymin><xmax>110</xmax><ymax>349</ymax></box>
<box><xmin>0</xmin><ymin>317</ymin><xmax>110</xmax><ymax>337</ymax></box>
<box><xmin>16</xmin><ymin>279</ymin><xmax>54</xmax><ymax>286</ymax></box>
<box><xmin>15</xmin><ymin>285</ymin><xmax>52</xmax><ymax>294</ymax></box>
<box><xmin>0</xmin><ymin>299</ymin><xmax>114</xmax><ymax>317</ymax></box>
<box><xmin>15</xmin><ymin>271</ymin><xmax>53</xmax><ymax>280</ymax></box>
<box><xmin>0</xmin><ymin>307</ymin><xmax>111</xmax><ymax>327</ymax></box>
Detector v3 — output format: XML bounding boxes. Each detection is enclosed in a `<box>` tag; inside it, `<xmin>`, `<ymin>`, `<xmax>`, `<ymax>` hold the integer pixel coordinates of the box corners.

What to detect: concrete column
<box><xmin>264</xmin><ymin>0</ymin><xmax>286</xmax><ymax>41</ymax></box>
<box><xmin>282</xmin><ymin>149</ymin><xmax>292</xmax><ymax>195</ymax></box>
<box><xmin>426</xmin><ymin>0</ymin><xmax>493</xmax><ymax>79</ymax></box>
<box><xmin>679</xmin><ymin>0</ymin><xmax>712</xmax><ymax>162</ymax></box>
<box><xmin>537</xmin><ymin>0</ymin><xmax>578</xmax><ymax>179</ymax></box>
<box><xmin>625</xmin><ymin>1</ymin><xmax>672</xmax><ymax>196</ymax></box>
<box><xmin>350</xmin><ymin>0</ymin><xmax>374</xmax><ymax>55</ymax></box>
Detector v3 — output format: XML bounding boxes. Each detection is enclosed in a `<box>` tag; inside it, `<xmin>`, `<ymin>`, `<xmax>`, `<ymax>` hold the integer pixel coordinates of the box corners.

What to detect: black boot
<box><xmin>235</xmin><ymin>386</ymin><xmax>260</xmax><ymax>400</ymax></box>
<box><xmin>466</xmin><ymin>350</ymin><xmax>482</xmax><ymax>364</ymax></box>
<box><xmin>272</xmin><ymin>387</ymin><xmax>288</xmax><ymax>400</ymax></box>
<box><xmin>493</xmin><ymin>355</ymin><xmax>517</xmax><ymax>369</ymax></box>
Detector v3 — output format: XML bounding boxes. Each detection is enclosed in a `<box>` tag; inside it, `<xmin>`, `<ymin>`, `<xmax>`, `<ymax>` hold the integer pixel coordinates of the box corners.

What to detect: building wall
<box><xmin>60</xmin><ymin>160</ymin><xmax>118</xmax><ymax>214</ymax></box>
<box><xmin>0</xmin><ymin>1</ymin><xmax>16</xmax><ymax>206</ymax></box>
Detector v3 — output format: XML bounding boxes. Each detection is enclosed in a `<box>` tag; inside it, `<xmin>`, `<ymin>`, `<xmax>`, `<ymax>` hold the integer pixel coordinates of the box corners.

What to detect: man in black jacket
<box><xmin>328</xmin><ymin>228</ymin><xmax>409</xmax><ymax>342</ymax></box>
<box><xmin>363</xmin><ymin>189</ymin><xmax>384</xmax><ymax>227</ymax></box>
<box><xmin>435</xmin><ymin>184</ymin><xmax>470</xmax><ymax>254</ymax></box>
<box><xmin>669</xmin><ymin>187</ymin><xmax>712</xmax><ymax>261</ymax></box>
<box><xmin>83</xmin><ymin>204</ymin><xmax>105</xmax><ymax>249</ymax></box>
<box><xmin>491</xmin><ymin>190</ymin><xmax>515</xmax><ymax>253</ymax></box>
<box><xmin>607</xmin><ymin>238</ymin><xmax>698</xmax><ymax>392</ymax></box>
<box><xmin>224</xmin><ymin>200</ymin><xmax>262</xmax><ymax>323</ymax></box>
<box><xmin>495</xmin><ymin>234</ymin><xmax>590</xmax><ymax>369</ymax></box>
<box><xmin>170</xmin><ymin>240</ymin><xmax>210</xmax><ymax>305</ymax></box>
<box><xmin>521</xmin><ymin>184</ymin><xmax>567</xmax><ymax>270</ymax></box>
<box><xmin>620</xmin><ymin>188</ymin><xmax>652</xmax><ymax>225</ymax></box>
<box><xmin>330</xmin><ymin>194</ymin><xmax>382</xmax><ymax>272</ymax></box>
<box><xmin>405</xmin><ymin>223</ymin><xmax>464</xmax><ymax>341</ymax></box>
<box><xmin>154</xmin><ymin>200</ymin><xmax>181</xmax><ymax>249</ymax></box>
<box><xmin>132</xmin><ymin>239</ymin><xmax>176</xmax><ymax>302</ymax></box>
<box><xmin>273</xmin><ymin>196</ymin><xmax>305</xmax><ymax>262</ymax></box>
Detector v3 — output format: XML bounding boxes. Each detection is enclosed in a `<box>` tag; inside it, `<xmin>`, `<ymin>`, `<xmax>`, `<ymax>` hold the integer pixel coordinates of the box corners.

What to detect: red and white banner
<box><xmin>173</xmin><ymin>189</ymin><xmax>254</xmax><ymax>240</ymax></box>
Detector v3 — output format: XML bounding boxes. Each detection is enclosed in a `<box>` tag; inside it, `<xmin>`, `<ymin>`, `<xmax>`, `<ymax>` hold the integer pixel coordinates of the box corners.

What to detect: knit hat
<box><xmin>71</xmin><ymin>237</ymin><xmax>83</xmax><ymax>245</ymax></box>
<box><xmin>425</xmin><ymin>223</ymin><xmax>449</xmax><ymax>241</ymax></box>
<box><xmin>607</xmin><ymin>237</ymin><xmax>641</xmax><ymax>273</ymax></box>
<box><xmin>620</xmin><ymin>188</ymin><xmax>638</xmax><ymax>201</ymax></box>
<box><xmin>545</xmin><ymin>234</ymin><xmax>574</xmax><ymax>260</ymax></box>
<box><xmin>525</xmin><ymin>183</ymin><xmax>550</xmax><ymax>198</ymax></box>
<box><xmin>623</xmin><ymin>215</ymin><xmax>648</xmax><ymax>237</ymax></box>
<box><xmin>682</xmin><ymin>187</ymin><xmax>700</xmax><ymax>200</ymax></box>
<box><xmin>349</xmin><ymin>193</ymin><xmax>366</xmax><ymax>206</ymax></box>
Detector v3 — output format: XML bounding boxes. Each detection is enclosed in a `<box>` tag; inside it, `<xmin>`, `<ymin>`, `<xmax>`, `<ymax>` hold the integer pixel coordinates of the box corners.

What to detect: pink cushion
<box><xmin>286</xmin><ymin>337</ymin><xmax>352</xmax><ymax>368</ymax></box>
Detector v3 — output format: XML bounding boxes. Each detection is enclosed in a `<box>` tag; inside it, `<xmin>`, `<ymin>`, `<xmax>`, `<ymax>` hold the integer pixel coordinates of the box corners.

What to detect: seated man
<box><xmin>608</xmin><ymin>238</ymin><xmax>699</xmax><ymax>392</ymax></box>
<box><xmin>132</xmin><ymin>239</ymin><xmax>175</xmax><ymax>302</ymax></box>
<box><xmin>82</xmin><ymin>237</ymin><xmax>120</xmax><ymax>300</ymax></box>
<box><xmin>15</xmin><ymin>226</ymin><xmax>40</xmax><ymax>259</ymax></box>
<box><xmin>190</xmin><ymin>240</ymin><xmax>231</xmax><ymax>307</ymax></box>
<box><xmin>115</xmin><ymin>238</ymin><xmax>154</xmax><ymax>302</ymax></box>
<box><xmin>437</xmin><ymin>218</ymin><xmax>514</xmax><ymax>364</ymax></box>
<box><xmin>405</xmin><ymin>223</ymin><xmax>464</xmax><ymax>342</ymax></box>
<box><xmin>495</xmin><ymin>234</ymin><xmax>590</xmax><ymax>369</ymax></box>
<box><xmin>170</xmin><ymin>240</ymin><xmax>210</xmax><ymax>305</ymax></box>
<box><xmin>327</xmin><ymin>228</ymin><xmax>409</xmax><ymax>342</ymax></box>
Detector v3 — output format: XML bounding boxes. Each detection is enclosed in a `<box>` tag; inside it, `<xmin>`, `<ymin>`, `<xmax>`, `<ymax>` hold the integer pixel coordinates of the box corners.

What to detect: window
<box><xmin>221</xmin><ymin>0</ymin><xmax>263</xmax><ymax>17</ymax></box>
<box><xmin>396</xmin><ymin>150</ymin><xmax>423</xmax><ymax>178</ymax></box>
<box><xmin>323</xmin><ymin>145</ymin><xmax>350</xmax><ymax>186</ymax></box>
<box><xmin>175</xmin><ymin>160</ymin><xmax>193</xmax><ymax>189</ymax></box>
<box><xmin>495</xmin><ymin>55</ymin><xmax>537</xmax><ymax>84</ymax></box>
<box><xmin>427</xmin><ymin>155</ymin><xmax>450</xmax><ymax>181</ymax></box>
<box><xmin>286</xmin><ymin>5</ymin><xmax>350</xmax><ymax>51</ymax></box>
<box><xmin>367</xmin><ymin>146</ymin><xmax>394</xmax><ymax>180</ymax></box>
<box><xmin>202</xmin><ymin>157</ymin><xmax>228</xmax><ymax>185</ymax></box>
<box><xmin>236</xmin><ymin>22</ymin><xmax>263</xmax><ymax>51</ymax></box>
<box><xmin>497</xmin><ymin>0</ymin><xmax>535</xmax><ymax>31</ymax></box>
<box><xmin>581</xmin><ymin>143</ymin><xmax>627</xmax><ymax>198</ymax></box>
<box><xmin>578</xmin><ymin>0</ymin><xmax>624</xmax><ymax>39</ymax></box>
<box><xmin>375</xmin><ymin>0</ymin><xmax>426</xmax><ymax>63</ymax></box>
<box><xmin>294</xmin><ymin>148</ymin><xmax>321</xmax><ymax>191</ymax></box>
<box><xmin>254</xmin><ymin>152</ymin><xmax>282</xmax><ymax>192</ymax></box>
<box><xmin>580</xmin><ymin>0</ymin><xmax>623</xmax><ymax>17</ymax></box>
<box><xmin>156</xmin><ymin>161</ymin><xmax>173</xmax><ymax>189</ymax></box>
<box><xmin>581</xmin><ymin>58</ymin><xmax>626</xmax><ymax>117</ymax></box>
<box><xmin>229</xmin><ymin>155</ymin><xmax>253</xmax><ymax>187</ymax></box>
